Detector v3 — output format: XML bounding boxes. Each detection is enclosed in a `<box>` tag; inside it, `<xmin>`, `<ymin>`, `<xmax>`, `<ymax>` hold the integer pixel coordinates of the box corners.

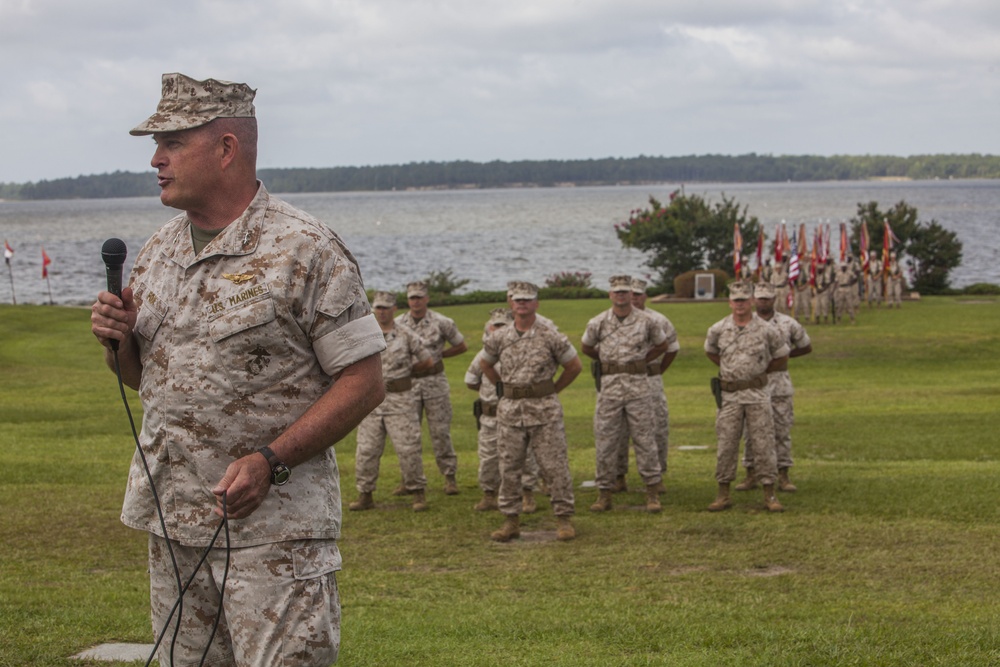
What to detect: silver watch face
<box><xmin>272</xmin><ymin>463</ymin><xmax>291</xmax><ymax>486</ymax></box>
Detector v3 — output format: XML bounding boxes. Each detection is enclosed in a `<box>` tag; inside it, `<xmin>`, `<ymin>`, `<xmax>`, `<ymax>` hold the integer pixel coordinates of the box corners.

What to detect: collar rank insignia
<box><xmin>222</xmin><ymin>273</ymin><xmax>255</xmax><ymax>285</ymax></box>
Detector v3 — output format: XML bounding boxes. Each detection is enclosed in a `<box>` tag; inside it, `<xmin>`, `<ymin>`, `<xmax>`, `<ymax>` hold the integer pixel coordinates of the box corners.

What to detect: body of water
<box><xmin>1</xmin><ymin>179</ymin><xmax>998</xmax><ymax>306</ymax></box>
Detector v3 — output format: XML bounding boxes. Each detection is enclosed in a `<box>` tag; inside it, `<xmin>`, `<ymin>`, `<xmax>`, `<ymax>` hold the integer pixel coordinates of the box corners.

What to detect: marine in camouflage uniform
<box><xmin>350</xmin><ymin>291</ymin><xmax>433</xmax><ymax>512</ymax></box>
<box><xmin>833</xmin><ymin>258</ymin><xmax>859</xmax><ymax>324</ymax></box>
<box><xmin>582</xmin><ymin>275</ymin><xmax>669</xmax><ymax>513</ymax></box>
<box><xmin>770</xmin><ymin>258</ymin><xmax>791</xmax><ymax>315</ymax></box>
<box><xmin>811</xmin><ymin>258</ymin><xmax>834</xmax><ymax>324</ymax></box>
<box><xmin>866</xmin><ymin>251</ymin><xmax>884</xmax><ymax>307</ymax></box>
<box><xmin>704</xmin><ymin>281</ymin><xmax>790</xmax><ymax>513</ymax></box>
<box><xmin>481</xmin><ymin>282</ymin><xmax>582</xmax><ymax>542</ymax></box>
<box><xmin>613</xmin><ymin>278</ymin><xmax>679</xmax><ymax>492</ymax></box>
<box><xmin>91</xmin><ymin>74</ymin><xmax>386</xmax><ymax>667</ymax></box>
<box><xmin>737</xmin><ymin>282</ymin><xmax>813</xmax><ymax>493</ymax></box>
<box><xmin>887</xmin><ymin>252</ymin><xmax>904</xmax><ymax>307</ymax></box>
<box><xmin>396</xmin><ymin>280</ymin><xmax>467</xmax><ymax>494</ymax></box>
<box><xmin>465</xmin><ymin>308</ymin><xmax>540</xmax><ymax>513</ymax></box>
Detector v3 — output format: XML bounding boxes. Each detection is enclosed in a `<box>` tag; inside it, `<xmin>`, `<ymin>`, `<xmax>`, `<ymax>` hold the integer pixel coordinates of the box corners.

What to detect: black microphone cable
<box><xmin>110</xmin><ymin>346</ymin><xmax>230</xmax><ymax>667</ymax></box>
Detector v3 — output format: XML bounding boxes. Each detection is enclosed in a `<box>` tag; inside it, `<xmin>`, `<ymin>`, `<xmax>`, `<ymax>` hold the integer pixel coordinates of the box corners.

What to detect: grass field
<box><xmin>1</xmin><ymin>296</ymin><xmax>999</xmax><ymax>666</ymax></box>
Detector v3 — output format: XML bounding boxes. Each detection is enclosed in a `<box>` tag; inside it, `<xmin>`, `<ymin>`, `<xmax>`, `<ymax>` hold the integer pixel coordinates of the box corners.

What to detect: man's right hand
<box><xmin>91</xmin><ymin>287</ymin><xmax>137</xmax><ymax>350</ymax></box>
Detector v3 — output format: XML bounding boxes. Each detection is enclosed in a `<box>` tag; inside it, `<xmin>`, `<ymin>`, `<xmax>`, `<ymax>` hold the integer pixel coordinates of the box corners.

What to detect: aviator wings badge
<box><xmin>222</xmin><ymin>273</ymin><xmax>255</xmax><ymax>285</ymax></box>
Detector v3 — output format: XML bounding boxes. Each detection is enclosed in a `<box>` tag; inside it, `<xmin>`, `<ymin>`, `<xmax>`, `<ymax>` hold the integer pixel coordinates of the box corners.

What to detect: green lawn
<box><xmin>1</xmin><ymin>296</ymin><xmax>999</xmax><ymax>666</ymax></box>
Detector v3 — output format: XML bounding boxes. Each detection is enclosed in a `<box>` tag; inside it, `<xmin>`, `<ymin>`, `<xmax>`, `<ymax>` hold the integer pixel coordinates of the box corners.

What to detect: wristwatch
<box><xmin>258</xmin><ymin>445</ymin><xmax>291</xmax><ymax>486</ymax></box>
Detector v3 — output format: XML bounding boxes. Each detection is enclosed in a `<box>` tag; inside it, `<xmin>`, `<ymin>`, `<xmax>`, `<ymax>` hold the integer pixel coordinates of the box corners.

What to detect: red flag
<box><xmin>839</xmin><ymin>223</ymin><xmax>848</xmax><ymax>262</ymax></box>
<box><xmin>883</xmin><ymin>218</ymin><xmax>899</xmax><ymax>275</ymax></box>
<box><xmin>3</xmin><ymin>240</ymin><xmax>12</xmax><ymax>265</ymax></box>
<box><xmin>860</xmin><ymin>222</ymin><xmax>870</xmax><ymax>272</ymax></box>
<box><xmin>774</xmin><ymin>223</ymin><xmax>783</xmax><ymax>264</ymax></box>
<box><xmin>733</xmin><ymin>224</ymin><xmax>743</xmax><ymax>276</ymax></box>
<box><xmin>42</xmin><ymin>247</ymin><xmax>52</xmax><ymax>279</ymax></box>
<box><xmin>755</xmin><ymin>228</ymin><xmax>764</xmax><ymax>280</ymax></box>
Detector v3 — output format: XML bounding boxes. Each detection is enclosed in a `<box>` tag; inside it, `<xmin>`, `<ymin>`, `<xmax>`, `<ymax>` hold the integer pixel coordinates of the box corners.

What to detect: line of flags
<box><xmin>4</xmin><ymin>239</ymin><xmax>56</xmax><ymax>305</ymax></box>
<box><xmin>732</xmin><ymin>219</ymin><xmax>900</xmax><ymax>281</ymax></box>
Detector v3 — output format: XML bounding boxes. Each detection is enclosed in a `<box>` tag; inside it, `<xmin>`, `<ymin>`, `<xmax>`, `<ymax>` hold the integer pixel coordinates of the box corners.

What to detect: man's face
<box><xmin>611</xmin><ymin>290</ymin><xmax>632</xmax><ymax>308</ymax></box>
<box><xmin>150</xmin><ymin>125</ymin><xmax>221</xmax><ymax>212</ymax></box>
<box><xmin>755</xmin><ymin>297</ymin><xmax>774</xmax><ymax>318</ymax></box>
<box><xmin>374</xmin><ymin>305</ymin><xmax>396</xmax><ymax>326</ymax></box>
<box><xmin>407</xmin><ymin>294</ymin><xmax>428</xmax><ymax>316</ymax></box>
<box><xmin>729</xmin><ymin>298</ymin><xmax>752</xmax><ymax>318</ymax></box>
<box><xmin>630</xmin><ymin>292</ymin><xmax>647</xmax><ymax>309</ymax></box>
<box><xmin>511</xmin><ymin>297</ymin><xmax>538</xmax><ymax>318</ymax></box>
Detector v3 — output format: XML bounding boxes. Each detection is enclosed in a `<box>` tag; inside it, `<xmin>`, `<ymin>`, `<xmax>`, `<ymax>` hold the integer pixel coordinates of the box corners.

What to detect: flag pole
<box><xmin>45</xmin><ymin>274</ymin><xmax>53</xmax><ymax>305</ymax></box>
<box><xmin>5</xmin><ymin>262</ymin><xmax>14</xmax><ymax>305</ymax></box>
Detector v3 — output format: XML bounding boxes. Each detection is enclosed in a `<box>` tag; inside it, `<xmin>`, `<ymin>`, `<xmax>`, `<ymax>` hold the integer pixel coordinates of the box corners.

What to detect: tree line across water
<box><xmin>2</xmin><ymin>153</ymin><xmax>999</xmax><ymax>200</ymax></box>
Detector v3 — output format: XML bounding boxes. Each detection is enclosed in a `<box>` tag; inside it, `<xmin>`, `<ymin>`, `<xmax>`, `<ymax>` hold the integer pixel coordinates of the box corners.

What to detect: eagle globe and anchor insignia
<box><xmin>247</xmin><ymin>345</ymin><xmax>272</xmax><ymax>376</ymax></box>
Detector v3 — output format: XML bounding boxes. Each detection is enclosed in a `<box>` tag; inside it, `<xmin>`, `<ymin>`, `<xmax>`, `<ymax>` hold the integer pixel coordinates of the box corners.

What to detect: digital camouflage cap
<box><xmin>130</xmin><ymin>73</ymin><xmax>256</xmax><ymax>136</ymax></box>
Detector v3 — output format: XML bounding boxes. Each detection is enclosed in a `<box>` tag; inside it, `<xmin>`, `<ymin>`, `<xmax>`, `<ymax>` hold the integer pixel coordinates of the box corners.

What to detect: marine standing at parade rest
<box><xmin>887</xmin><ymin>251</ymin><xmax>904</xmax><ymax>308</ymax></box>
<box><xmin>612</xmin><ymin>277</ymin><xmax>680</xmax><ymax>493</ymax></box>
<box><xmin>866</xmin><ymin>250</ymin><xmax>884</xmax><ymax>308</ymax></box>
<box><xmin>480</xmin><ymin>281</ymin><xmax>582</xmax><ymax>542</ymax></box>
<box><xmin>704</xmin><ymin>281</ymin><xmax>790</xmax><ymax>513</ymax></box>
<box><xmin>833</xmin><ymin>258</ymin><xmax>859</xmax><ymax>324</ymax></box>
<box><xmin>350</xmin><ymin>291</ymin><xmax>434</xmax><ymax>513</ymax></box>
<box><xmin>735</xmin><ymin>282</ymin><xmax>812</xmax><ymax>493</ymax></box>
<box><xmin>396</xmin><ymin>280</ymin><xmax>468</xmax><ymax>494</ymax></box>
<box><xmin>792</xmin><ymin>262</ymin><xmax>812</xmax><ymax>321</ymax></box>
<box><xmin>812</xmin><ymin>257</ymin><xmax>834</xmax><ymax>324</ymax></box>
<box><xmin>465</xmin><ymin>307</ymin><xmax>541</xmax><ymax>514</ymax></box>
<box><xmin>770</xmin><ymin>258</ymin><xmax>791</xmax><ymax>315</ymax></box>
<box><xmin>90</xmin><ymin>73</ymin><xmax>387</xmax><ymax>666</ymax></box>
<box><xmin>582</xmin><ymin>275</ymin><xmax>670</xmax><ymax>514</ymax></box>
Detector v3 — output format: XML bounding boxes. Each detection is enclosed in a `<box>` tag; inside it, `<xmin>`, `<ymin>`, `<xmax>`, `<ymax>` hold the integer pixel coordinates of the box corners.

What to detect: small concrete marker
<box><xmin>71</xmin><ymin>643</ymin><xmax>156</xmax><ymax>662</ymax></box>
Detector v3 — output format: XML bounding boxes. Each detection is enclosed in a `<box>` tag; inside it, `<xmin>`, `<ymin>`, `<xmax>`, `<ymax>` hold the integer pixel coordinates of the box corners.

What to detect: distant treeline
<box><xmin>3</xmin><ymin>153</ymin><xmax>999</xmax><ymax>200</ymax></box>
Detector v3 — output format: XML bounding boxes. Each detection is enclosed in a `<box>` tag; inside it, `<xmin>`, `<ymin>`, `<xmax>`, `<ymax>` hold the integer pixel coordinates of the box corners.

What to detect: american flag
<box><xmin>788</xmin><ymin>230</ymin><xmax>800</xmax><ymax>283</ymax></box>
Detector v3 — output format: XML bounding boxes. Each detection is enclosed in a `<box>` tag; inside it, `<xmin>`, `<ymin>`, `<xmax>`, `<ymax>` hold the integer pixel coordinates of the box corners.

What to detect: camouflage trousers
<box><xmin>356</xmin><ymin>411</ymin><xmax>427</xmax><ymax>492</ymax></box>
<box><xmin>148</xmin><ymin>534</ymin><xmax>340</xmax><ymax>667</ymax></box>
<box><xmin>775</xmin><ymin>286</ymin><xmax>791</xmax><ymax>314</ymax></box>
<box><xmin>867</xmin><ymin>277</ymin><xmax>883</xmax><ymax>305</ymax></box>
<box><xmin>497</xmin><ymin>420</ymin><xmax>575</xmax><ymax>517</ymax></box>
<box><xmin>888</xmin><ymin>280</ymin><xmax>903</xmax><ymax>306</ymax></box>
<box><xmin>834</xmin><ymin>286</ymin><xmax>856</xmax><ymax>322</ymax></box>
<box><xmin>478</xmin><ymin>414</ymin><xmax>539</xmax><ymax>493</ymax></box>
<box><xmin>595</xmin><ymin>393</ymin><xmax>661</xmax><ymax>489</ymax></box>
<box><xmin>615</xmin><ymin>389</ymin><xmax>669</xmax><ymax>477</ymax></box>
<box><xmin>812</xmin><ymin>290</ymin><xmax>832</xmax><ymax>323</ymax></box>
<box><xmin>416</xmin><ymin>393</ymin><xmax>458</xmax><ymax>476</ymax></box>
<box><xmin>793</xmin><ymin>289</ymin><xmax>811</xmax><ymax>320</ymax></box>
<box><xmin>716</xmin><ymin>400</ymin><xmax>777</xmax><ymax>485</ymax></box>
<box><xmin>741</xmin><ymin>395</ymin><xmax>795</xmax><ymax>470</ymax></box>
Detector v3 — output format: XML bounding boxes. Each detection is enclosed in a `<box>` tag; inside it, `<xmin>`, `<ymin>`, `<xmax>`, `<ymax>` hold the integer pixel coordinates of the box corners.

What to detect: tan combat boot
<box><xmin>589</xmin><ymin>489</ymin><xmax>614</xmax><ymax>512</ymax></box>
<box><xmin>444</xmin><ymin>474</ymin><xmax>459</xmax><ymax>495</ymax></box>
<box><xmin>778</xmin><ymin>467</ymin><xmax>798</xmax><ymax>493</ymax></box>
<box><xmin>556</xmin><ymin>516</ymin><xmax>576</xmax><ymax>541</ymax></box>
<box><xmin>734</xmin><ymin>467</ymin><xmax>758</xmax><ymax>491</ymax></box>
<box><xmin>390</xmin><ymin>485</ymin><xmax>412</xmax><ymax>496</ymax></box>
<box><xmin>474</xmin><ymin>491</ymin><xmax>498</xmax><ymax>512</ymax></box>
<box><xmin>708</xmin><ymin>483</ymin><xmax>732</xmax><ymax>512</ymax></box>
<box><xmin>411</xmin><ymin>489</ymin><xmax>428</xmax><ymax>512</ymax></box>
<box><xmin>763</xmin><ymin>484</ymin><xmax>785</xmax><ymax>512</ymax></box>
<box><xmin>349</xmin><ymin>491</ymin><xmax>374</xmax><ymax>511</ymax></box>
<box><xmin>521</xmin><ymin>490</ymin><xmax>537</xmax><ymax>514</ymax></box>
<box><xmin>645</xmin><ymin>484</ymin><xmax>662</xmax><ymax>513</ymax></box>
<box><xmin>612</xmin><ymin>474</ymin><xmax>628</xmax><ymax>493</ymax></box>
<box><xmin>490</xmin><ymin>514</ymin><xmax>520</xmax><ymax>542</ymax></box>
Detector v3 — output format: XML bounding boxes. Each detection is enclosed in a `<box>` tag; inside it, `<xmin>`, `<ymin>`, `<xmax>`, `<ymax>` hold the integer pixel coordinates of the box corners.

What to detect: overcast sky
<box><xmin>2</xmin><ymin>0</ymin><xmax>998</xmax><ymax>183</ymax></box>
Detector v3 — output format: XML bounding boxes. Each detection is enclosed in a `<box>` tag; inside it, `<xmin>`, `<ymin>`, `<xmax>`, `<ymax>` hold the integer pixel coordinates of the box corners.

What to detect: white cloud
<box><xmin>1</xmin><ymin>0</ymin><xmax>998</xmax><ymax>182</ymax></box>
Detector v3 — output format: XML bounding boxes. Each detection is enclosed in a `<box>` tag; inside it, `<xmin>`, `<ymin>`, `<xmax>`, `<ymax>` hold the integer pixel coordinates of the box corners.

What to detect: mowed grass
<box><xmin>1</xmin><ymin>296</ymin><xmax>999</xmax><ymax>666</ymax></box>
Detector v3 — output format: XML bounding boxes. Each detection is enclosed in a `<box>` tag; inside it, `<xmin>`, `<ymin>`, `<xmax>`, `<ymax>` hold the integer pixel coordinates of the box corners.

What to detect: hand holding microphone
<box><xmin>92</xmin><ymin>238</ymin><xmax>133</xmax><ymax>351</ymax></box>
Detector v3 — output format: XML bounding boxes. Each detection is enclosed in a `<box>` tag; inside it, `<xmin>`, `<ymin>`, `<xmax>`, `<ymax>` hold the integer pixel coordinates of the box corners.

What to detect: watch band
<box><xmin>258</xmin><ymin>445</ymin><xmax>291</xmax><ymax>486</ymax></box>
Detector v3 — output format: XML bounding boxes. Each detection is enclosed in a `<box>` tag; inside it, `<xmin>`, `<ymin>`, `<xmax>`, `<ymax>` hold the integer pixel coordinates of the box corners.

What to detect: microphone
<box><xmin>101</xmin><ymin>238</ymin><xmax>128</xmax><ymax>350</ymax></box>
